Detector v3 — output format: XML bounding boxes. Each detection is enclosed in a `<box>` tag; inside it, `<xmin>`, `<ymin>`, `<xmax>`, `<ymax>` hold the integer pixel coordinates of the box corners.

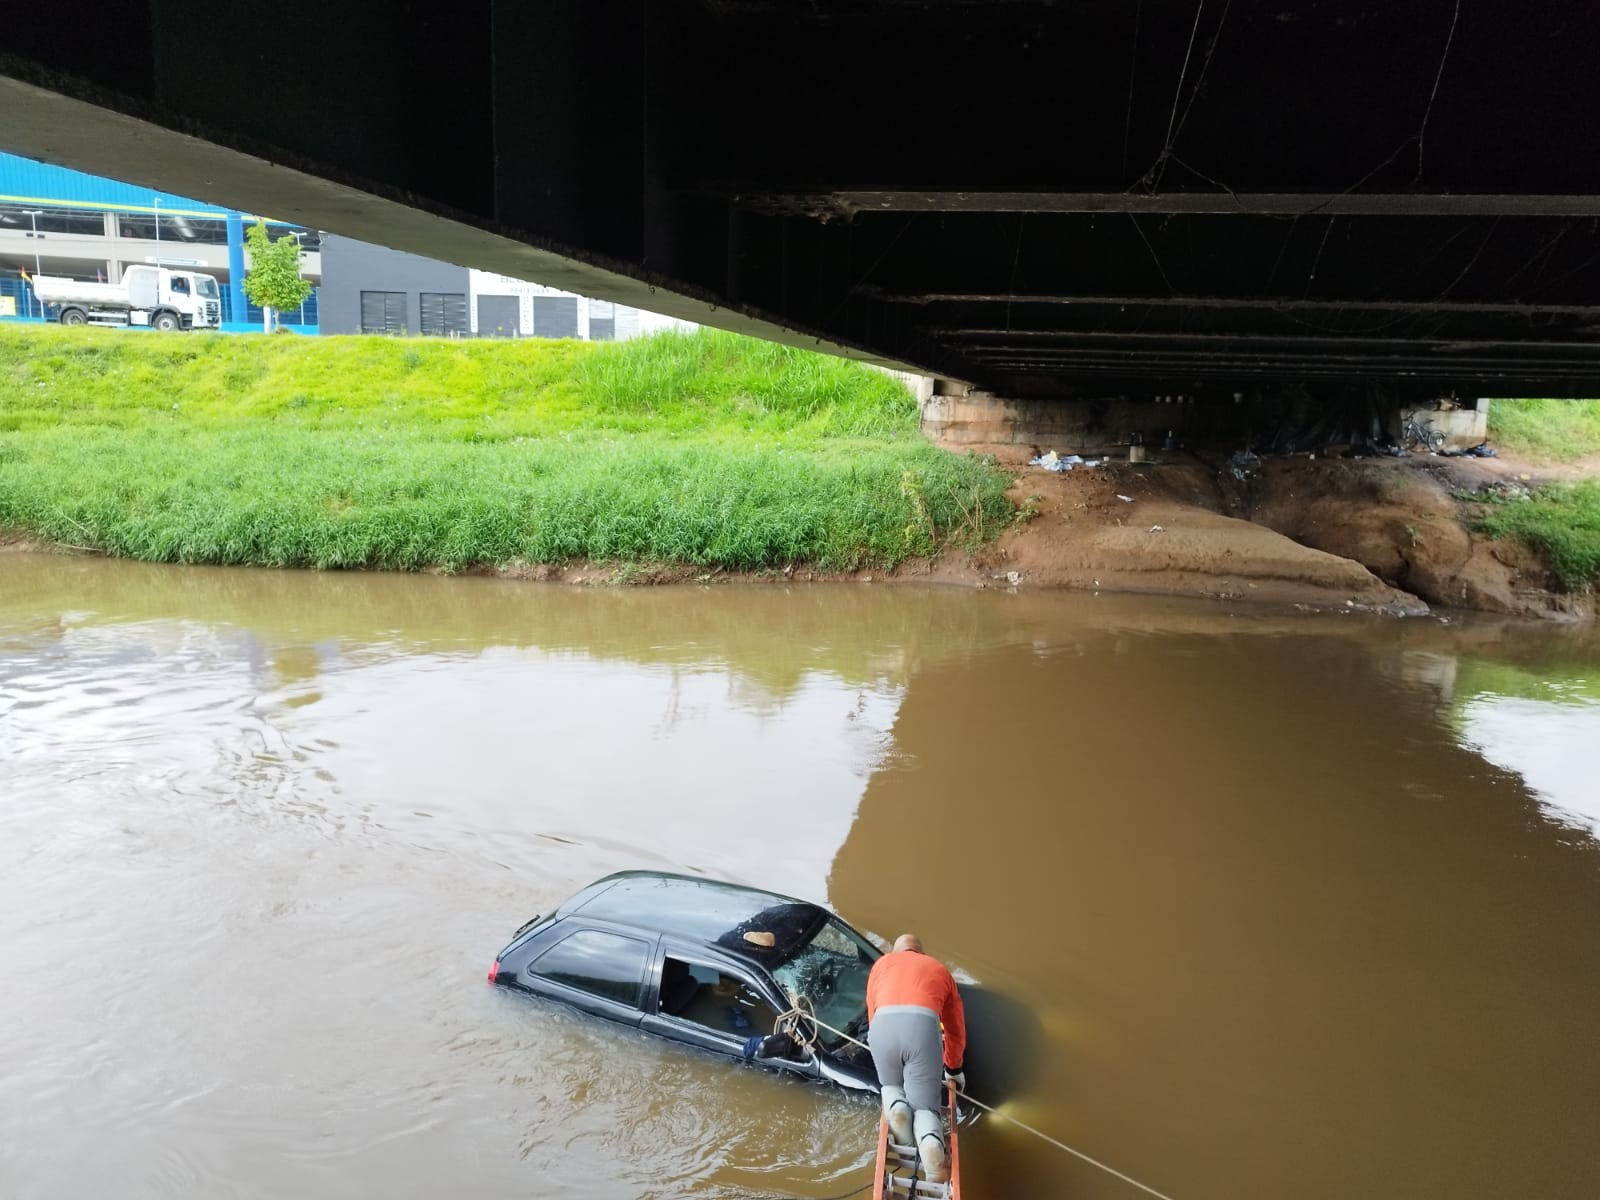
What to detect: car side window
<box><xmin>530</xmin><ymin>929</ymin><xmax>650</xmax><ymax>1006</ymax></box>
<box><xmin>658</xmin><ymin>956</ymin><xmax>779</xmax><ymax>1040</ymax></box>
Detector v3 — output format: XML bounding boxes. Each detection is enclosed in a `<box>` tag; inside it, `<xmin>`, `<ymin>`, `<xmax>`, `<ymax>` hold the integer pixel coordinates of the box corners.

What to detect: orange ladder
<box><xmin>872</xmin><ymin>1081</ymin><xmax>961</xmax><ymax>1200</ymax></box>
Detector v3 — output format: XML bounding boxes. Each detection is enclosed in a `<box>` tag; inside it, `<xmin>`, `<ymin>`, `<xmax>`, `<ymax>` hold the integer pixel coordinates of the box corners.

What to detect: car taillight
<box><xmin>487</xmin><ymin>959</ymin><xmax>500</xmax><ymax>984</ymax></box>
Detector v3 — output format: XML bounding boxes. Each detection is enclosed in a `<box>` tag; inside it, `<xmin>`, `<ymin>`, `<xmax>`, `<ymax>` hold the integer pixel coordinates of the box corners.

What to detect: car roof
<box><xmin>560</xmin><ymin>871</ymin><xmax>833</xmax><ymax>969</ymax></box>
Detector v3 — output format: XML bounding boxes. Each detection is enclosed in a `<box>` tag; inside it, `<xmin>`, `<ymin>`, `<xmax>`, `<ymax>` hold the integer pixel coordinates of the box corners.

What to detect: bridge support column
<box><xmin>226</xmin><ymin>211</ymin><xmax>247</xmax><ymax>326</ymax></box>
<box><xmin>921</xmin><ymin>389</ymin><xmax>1202</xmax><ymax>451</ymax></box>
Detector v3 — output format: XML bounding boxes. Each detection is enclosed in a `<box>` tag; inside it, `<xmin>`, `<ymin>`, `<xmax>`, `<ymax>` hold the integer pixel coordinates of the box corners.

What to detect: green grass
<box><xmin>1487</xmin><ymin>398</ymin><xmax>1600</xmax><ymax>462</ymax></box>
<box><xmin>0</xmin><ymin>325</ymin><xmax>1010</xmax><ymax>572</ymax></box>
<box><xmin>1476</xmin><ymin>480</ymin><xmax>1600</xmax><ymax>590</ymax></box>
<box><xmin>0</xmin><ymin>324</ymin><xmax>917</xmax><ymax>439</ymax></box>
<box><xmin>569</xmin><ymin>327</ymin><xmax>919</xmax><ymax>437</ymax></box>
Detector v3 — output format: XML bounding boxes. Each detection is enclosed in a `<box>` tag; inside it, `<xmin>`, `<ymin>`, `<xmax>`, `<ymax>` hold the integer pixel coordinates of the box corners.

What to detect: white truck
<box><xmin>32</xmin><ymin>265</ymin><xmax>222</xmax><ymax>331</ymax></box>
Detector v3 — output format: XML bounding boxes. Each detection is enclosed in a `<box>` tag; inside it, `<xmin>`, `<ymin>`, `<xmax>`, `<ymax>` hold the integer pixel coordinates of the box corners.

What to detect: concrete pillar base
<box><xmin>920</xmin><ymin>391</ymin><xmax>1199</xmax><ymax>451</ymax></box>
<box><xmin>1392</xmin><ymin>399</ymin><xmax>1490</xmax><ymax>450</ymax></box>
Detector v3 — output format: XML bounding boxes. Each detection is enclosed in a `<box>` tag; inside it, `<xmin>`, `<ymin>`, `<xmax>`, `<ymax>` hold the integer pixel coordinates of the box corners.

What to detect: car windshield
<box><xmin>195</xmin><ymin>277</ymin><xmax>219</xmax><ymax>298</ymax></box>
<box><xmin>771</xmin><ymin>917</ymin><xmax>878</xmax><ymax>1051</ymax></box>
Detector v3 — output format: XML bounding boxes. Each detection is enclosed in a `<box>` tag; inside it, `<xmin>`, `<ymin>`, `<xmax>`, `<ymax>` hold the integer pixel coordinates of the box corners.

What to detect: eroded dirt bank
<box><xmin>930</xmin><ymin>445</ymin><xmax>1591</xmax><ymax>620</ymax></box>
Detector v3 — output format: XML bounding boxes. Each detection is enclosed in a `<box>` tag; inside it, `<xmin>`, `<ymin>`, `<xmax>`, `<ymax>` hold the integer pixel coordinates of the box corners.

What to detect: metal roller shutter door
<box><xmin>360</xmin><ymin>290</ymin><xmax>407</xmax><ymax>334</ymax></box>
<box><xmin>532</xmin><ymin>296</ymin><xmax>579</xmax><ymax>339</ymax></box>
<box><xmin>420</xmin><ymin>292</ymin><xmax>467</xmax><ymax>335</ymax></box>
<box><xmin>476</xmin><ymin>294</ymin><xmax>520</xmax><ymax>337</ymax></box>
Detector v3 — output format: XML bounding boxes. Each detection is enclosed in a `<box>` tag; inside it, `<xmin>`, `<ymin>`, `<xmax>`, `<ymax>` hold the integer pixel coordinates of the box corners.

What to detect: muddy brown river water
<box><xmin>3</xmin><ymin>553</ymin><xmax>1599</xmax><ymax>1199</ymax></box>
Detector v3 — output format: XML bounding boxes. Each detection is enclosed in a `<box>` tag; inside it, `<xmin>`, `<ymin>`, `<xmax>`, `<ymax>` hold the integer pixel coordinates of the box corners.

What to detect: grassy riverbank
<box><xmin>0</xmin><ymin>326</ymin><xmax>1011</xmax><ymax>572</ymax></box>
<box><xmin>1476</xmin><ymin>480</ymin><xmax>1600</xmax><ymax>591</ymax></box>
<box><xmin>1487</xmin><ymin>398</ymin><xmax>1600</xmax><ymax>462</ymax></box>
<box><xmin>1479</xmin><ymin>399</ymin><xmax>1600</xmax><ymax>589</ymax></box>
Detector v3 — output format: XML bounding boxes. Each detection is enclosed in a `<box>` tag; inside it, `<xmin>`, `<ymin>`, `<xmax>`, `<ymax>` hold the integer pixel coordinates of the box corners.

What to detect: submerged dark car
<box><xmin>489</xmin><ymin>871</ymin><xmax>882</xmax><ymax>1091</ymax></box>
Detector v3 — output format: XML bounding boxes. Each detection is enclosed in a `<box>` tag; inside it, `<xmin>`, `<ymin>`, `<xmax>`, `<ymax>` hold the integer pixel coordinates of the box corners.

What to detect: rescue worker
<box><xmin>866</xmin><ymin>933</ymin><xmax>966</xmax><ymax>1182</ymax></box>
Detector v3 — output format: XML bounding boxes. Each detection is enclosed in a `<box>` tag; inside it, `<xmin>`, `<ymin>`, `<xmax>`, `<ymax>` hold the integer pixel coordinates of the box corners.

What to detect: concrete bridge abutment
<box><xmin>920</xmin><ymin>383</ymin><xmax>1201</xmax><ymax>453</ymax></box>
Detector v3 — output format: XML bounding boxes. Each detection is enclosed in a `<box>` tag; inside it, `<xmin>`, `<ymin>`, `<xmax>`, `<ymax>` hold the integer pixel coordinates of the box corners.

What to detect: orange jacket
<box><xmin>866</xmin><ymin>949</ymin><xmax>967</xmax><ymax>1069</ymax></box>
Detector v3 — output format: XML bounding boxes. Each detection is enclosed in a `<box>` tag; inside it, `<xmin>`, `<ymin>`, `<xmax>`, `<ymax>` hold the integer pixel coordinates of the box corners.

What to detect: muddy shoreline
<box><xmin>419</xmin><ymin>447</ymin><xmax>1595</xmax><ymax>620</ymax></box>
<box><xmin>5</xmin><ymin>449</ymin><xmax>1591</xmax><ymax>620</ymax></box>
<box><xmin>935</xmin><ymin>445</ymin><xmax>1591</xmax><ymax>621</ymax></box>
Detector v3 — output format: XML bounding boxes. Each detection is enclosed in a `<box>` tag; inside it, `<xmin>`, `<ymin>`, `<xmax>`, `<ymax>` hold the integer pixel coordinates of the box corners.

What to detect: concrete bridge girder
<box><xmin>4</xmin><ymin>1</ymin><xmax>1600</xmax><ymax>397</ymax></box>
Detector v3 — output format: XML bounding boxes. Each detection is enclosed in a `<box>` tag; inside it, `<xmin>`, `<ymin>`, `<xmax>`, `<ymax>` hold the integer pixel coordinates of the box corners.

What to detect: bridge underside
<box><xmin>5</xmin><ymin>1</ymin><xmax>1600</xmax><ymax>398</ymax></box>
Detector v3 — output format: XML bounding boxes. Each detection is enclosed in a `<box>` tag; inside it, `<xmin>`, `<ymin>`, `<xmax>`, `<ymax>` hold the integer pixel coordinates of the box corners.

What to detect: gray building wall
<box><xmin>318</xmin><ymin>233</ymin><xmax>468</xmax><ymax>335</ymax></box>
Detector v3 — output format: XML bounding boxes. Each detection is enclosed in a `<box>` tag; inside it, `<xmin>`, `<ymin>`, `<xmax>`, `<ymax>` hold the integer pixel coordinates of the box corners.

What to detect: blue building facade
<box><xmin>0</xmin><ymin>151</ymin><xmax>319</xmax><ymax>332</ymax></box>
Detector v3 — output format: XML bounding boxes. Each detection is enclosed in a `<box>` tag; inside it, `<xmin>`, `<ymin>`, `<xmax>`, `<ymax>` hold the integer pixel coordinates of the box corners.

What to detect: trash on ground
<box><xmin>1480</xmin><ymin>479</ymin><xmax>1533</xmax><ymax>501</ymax></box>
<box><xmin>1229</xmin><ymin>449</ymin><xmax>1261</xmax><ymax>468</ymax></box>
<box><xmin>1148</xmin><ymin>525</ymin><xmax>1165</xmax><ymax>533</ymax></box>
<box><xmin>1116</xmin><ymin>494</ymin><xmax>1135</xmax><ymax>503</ymax></box>
<box><xmin>1030</xmin><ymin>451</ymin><xmax>1098</xmax><ymax>472</ymax></box>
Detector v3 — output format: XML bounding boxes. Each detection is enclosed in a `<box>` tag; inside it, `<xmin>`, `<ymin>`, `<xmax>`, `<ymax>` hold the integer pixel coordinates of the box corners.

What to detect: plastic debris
<box><xmin>1481</xmin><ymin>479</ymin><xmax>1532</xmax><ymax>501</ymax></box>
<box><xmin>1148</xmin><ymin>525</ymin><xmax>1165</xmax><ymax>533</ymax></box>
<box><xmin>1116</xmin><ymin>494</ymin><xmax>1135</xmax><ymax>503</ymax></box>
<box><xmin>1030</xmin><ymin>452</ymin><xmax>1094</xmax><ymax>472</ymax></box>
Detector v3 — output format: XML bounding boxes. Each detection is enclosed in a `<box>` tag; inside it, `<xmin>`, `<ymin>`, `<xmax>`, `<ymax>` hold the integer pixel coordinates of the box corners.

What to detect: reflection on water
<box><xmin>2</xmin><ymin>552</ymin><xmax>1599</xmax><ymax>1199</ymax></box>
<box><xmin>1450</xmin><ymin>660</ymin><xmax>1600</xmax><ymax>839</ymax></box>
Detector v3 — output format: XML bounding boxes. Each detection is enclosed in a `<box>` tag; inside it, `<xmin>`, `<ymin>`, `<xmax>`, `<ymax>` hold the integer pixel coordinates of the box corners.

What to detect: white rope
<box><xmin>774</xmin><ymin>1002</ymin><xmax>1180</xmax><ymax>1200</ymax></box>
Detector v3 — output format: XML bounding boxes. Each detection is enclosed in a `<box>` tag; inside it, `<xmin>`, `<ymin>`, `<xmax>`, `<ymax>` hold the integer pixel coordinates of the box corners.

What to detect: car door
<box><xmin>641</xmin><ymin>942</ymin><xmax>819</xmax><ymax>1080</ymax></box>
<box><xmin>519</xmin><ymin>921</ymin><xmax>656</xmax><ymax>1029</ymax></box>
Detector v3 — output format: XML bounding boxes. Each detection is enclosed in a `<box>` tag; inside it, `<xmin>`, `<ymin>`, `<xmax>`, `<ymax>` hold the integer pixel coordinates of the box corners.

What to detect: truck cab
<box><xmin>122</xmin><ymin>266</ymin><xmax>222</xmax><ymax>330</ymax></box>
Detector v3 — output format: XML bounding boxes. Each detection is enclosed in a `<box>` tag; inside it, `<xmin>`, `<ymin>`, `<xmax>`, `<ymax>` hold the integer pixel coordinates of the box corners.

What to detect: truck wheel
<box><xmin>152</xmin><ymin>311</ymin><xmax>181</xmax><ymax>332</ymax></box>
<box><xmin>60</xmin><ymin>308</ymin><xmax>88</xmax><ymax>326</ymax></box>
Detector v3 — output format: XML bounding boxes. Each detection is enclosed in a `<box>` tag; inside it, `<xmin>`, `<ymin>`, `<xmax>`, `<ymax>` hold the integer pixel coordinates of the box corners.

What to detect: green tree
<box><xmin>242</xmin><ymin>220</ymin><xmax>312</xmax><ymax>332</ymax></box>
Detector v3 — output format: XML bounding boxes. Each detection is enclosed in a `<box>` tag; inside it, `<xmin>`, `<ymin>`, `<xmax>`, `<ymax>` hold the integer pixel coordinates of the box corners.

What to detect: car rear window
<box><xmin>530</xmin><ymin>928</ymin><xmax>650</xmax><ymax>1006</ymax></box>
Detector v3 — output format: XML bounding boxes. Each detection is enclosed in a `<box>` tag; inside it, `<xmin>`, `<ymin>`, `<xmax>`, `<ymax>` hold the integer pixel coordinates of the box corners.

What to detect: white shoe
<box><xmin>914</xmin><ymin>1108</ymin><xmax>949</xmax><ymax>1183</ymax></box>
<box><xmin>882</xmin><ymin>1086</ymin><xmax>914</xmax><ymax>1146</ymax></box>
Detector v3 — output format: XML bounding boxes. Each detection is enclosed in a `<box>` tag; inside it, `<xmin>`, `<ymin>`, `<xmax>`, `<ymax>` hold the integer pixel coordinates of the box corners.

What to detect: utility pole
<box><xmin>23</xmin><ymin>209</ymin><xmax>42</xmax><ymax>318</ymax></box>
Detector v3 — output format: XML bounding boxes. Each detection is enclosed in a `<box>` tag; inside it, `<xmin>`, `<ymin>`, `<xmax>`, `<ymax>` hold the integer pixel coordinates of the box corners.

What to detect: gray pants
<box><xmin>869</xmin><ymin>1005</ymin><xmax>943</xmax><ymax>1112</ymax></box>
